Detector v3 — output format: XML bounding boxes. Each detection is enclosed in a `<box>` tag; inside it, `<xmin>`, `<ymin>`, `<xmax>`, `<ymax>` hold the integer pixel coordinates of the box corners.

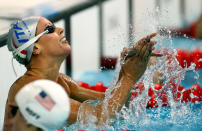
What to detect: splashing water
<box><xmin>65</xmin><ymin>7</ymin><xmax>201</xmax><ymax>131</ymax></box>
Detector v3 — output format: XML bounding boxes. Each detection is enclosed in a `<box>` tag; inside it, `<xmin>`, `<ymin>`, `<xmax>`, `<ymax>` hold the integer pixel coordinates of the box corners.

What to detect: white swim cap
<box><xmin>15</xmin><ymin>79</ymin><xmax>70</xmax><ymax>131</ymax></box>
<box><xmin>7</xmin><ymin>16</ymin><xmax>49</xmax><ymax>65</ymax></box>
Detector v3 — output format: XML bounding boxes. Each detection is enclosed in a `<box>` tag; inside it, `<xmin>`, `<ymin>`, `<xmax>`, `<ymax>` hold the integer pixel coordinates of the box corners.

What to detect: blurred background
<box><xmin>0</xmin><ymin>0</ymin><xmax>202</xmax><ymax>130</ymax></box>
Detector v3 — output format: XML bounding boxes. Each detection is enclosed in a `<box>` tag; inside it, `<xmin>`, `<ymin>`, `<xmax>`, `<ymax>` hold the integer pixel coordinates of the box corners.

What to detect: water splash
<box><xmin>65</xmin><ymin>7</ymin><xmax>201</xmax><ymax>131</ymax></box>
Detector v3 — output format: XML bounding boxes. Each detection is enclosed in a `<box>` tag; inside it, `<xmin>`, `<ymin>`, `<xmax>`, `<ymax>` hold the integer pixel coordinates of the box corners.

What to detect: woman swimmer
<box><xmin>3</xmin><ymin>16</ymin><xmax>161</xmax><ymax>131</ymax></box>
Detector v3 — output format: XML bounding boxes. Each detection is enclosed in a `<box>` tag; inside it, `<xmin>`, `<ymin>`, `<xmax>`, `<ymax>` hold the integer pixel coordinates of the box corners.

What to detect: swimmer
<box><xmin>3</xmin><ymin>16</ymin><xmax>161</xmax><ymax>131</ymax></box>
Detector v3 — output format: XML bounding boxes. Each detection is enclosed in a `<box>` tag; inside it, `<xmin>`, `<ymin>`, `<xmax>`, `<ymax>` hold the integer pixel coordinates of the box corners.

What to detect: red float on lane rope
<box><xmin>77</xmin><ymin>80</ymin><xmax>201</xmax><ymax>108</ymax></box>
<box><xmin>176</xmin><ymin>49</ymin><xmax>191</xmax><ymax>68</ymax></box>
<box><xmin>191</xmin><ymin>49</ymin><xmax>202</xmax><ymax>70</ymax></box>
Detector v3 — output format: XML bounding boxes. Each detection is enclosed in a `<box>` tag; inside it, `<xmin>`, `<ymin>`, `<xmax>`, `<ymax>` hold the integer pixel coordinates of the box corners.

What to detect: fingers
<box><xmin>151</xmin><ymin>53</ymin><xmax>163</xmax><ymax>57</ymax></box>
<box><xmin>149</xmin><ymin>40</ymin><xmax>157</xmax><ymax>46</ymax></box>
<box><xmin>122</xmin><ymin>33</ymin><xmax>162</xmax><ymax>61</ymax></box>
<box><xmin>139</xmin><ymin>43</ymin><xmax>149</xmax><ymax>58</ymax></box>
<box><xmin>128</xmin><ymin>36</ymin><xmax>157</xmax><ymax>58</ymax></box>
<box><xmin>144</xmin><ymin>33</ymin><xmax>157</xmax><ymax>42</ymax></box>
<box><xmin>134</xmin><ymin>33</ymin><xmax>157</xmax><ymax>55</ymax></box>
<box><xmin>121</xmin><ymin>47</ymin><xmax>128</xmax><ymax>61</ymax></box>
<box><xmin>138</xmin><ymin>33</ymin><xmax>157</xmax><ymax>46</ymax></box>
<box><xmin>142</xmin><ymin>43</ymin><xmax>152</xmax><ymax>61</ymax></box>
<box><xmin>139</xmin><ymin>40</ymin><xmax>156</xmax><ymax>59</ymax></box>
<box><xmin>127</xmin><ymin>47</ymin><xmax>138</xmax><ymax>57</ymax></box>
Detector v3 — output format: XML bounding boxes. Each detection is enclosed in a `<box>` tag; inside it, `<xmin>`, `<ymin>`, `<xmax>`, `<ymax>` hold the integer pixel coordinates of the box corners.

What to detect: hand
<box><xmin>119</xmin><ymin>33</ymin><xmax>162</xmax><ymax>82</ymax></box>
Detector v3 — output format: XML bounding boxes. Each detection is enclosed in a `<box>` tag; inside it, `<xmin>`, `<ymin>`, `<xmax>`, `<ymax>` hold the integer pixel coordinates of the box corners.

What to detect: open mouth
<box><xmin>60</xmin><ymin>36</ymin><xmax>68</xmax><ymax>44</ymax></box>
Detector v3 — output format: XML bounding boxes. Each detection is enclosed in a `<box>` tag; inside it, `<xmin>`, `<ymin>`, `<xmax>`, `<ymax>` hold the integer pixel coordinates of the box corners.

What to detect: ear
<box><xmin>32</xmin><ymin>43</ymin><xmax>41</xmax><ymax>55</ymax></box>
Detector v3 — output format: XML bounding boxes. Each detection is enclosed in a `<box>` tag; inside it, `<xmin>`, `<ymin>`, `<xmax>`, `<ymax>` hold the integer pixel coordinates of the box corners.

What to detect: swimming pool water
<box><xmin>72</xmin><ymin>38</ymin><xmax>202</xmax><ymax>131</ymax></box>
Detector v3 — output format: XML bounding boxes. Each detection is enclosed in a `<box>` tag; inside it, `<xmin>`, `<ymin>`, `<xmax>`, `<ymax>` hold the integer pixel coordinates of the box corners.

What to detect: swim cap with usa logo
<box><xmin>15</xmin><ymin>79</ymin><xmax>70</xmax><ymax>131</ymax></box>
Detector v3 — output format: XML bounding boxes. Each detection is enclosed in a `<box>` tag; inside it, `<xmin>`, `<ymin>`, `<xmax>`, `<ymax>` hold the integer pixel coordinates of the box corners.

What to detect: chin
<box><xmin>66</xmin><ymin>46</ymin><xmax>71</xmax><ymax>54</ymax></box>
<box><xmin>64</xmin><ymin>48</ymin><xmax>71</xmax><ymax>56</ymax></box>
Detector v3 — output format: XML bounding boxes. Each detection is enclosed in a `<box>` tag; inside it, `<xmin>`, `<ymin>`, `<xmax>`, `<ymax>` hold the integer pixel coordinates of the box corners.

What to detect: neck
<box><xmin>26</xmin><ymin>56</ymin><xmax>64</xmax><ymax>81</ymax></box>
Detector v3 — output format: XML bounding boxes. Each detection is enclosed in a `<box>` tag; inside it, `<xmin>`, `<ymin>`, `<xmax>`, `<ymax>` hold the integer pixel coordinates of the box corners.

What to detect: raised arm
<box><xmin>67</xmin><ymin>33</ymin><xmax>162</xmax><ymax>125</ymax></box>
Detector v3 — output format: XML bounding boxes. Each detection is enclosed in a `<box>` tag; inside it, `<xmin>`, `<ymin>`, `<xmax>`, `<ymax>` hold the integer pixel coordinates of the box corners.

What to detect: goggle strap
<box><xmin>11</xmin><ymin>57</ymin><xmax>18</xmax><ymax>77</ymax></box>
<box><xmin>13</xmin><ymin>30</ymin><xmax>48</xmax><ymax>56</ymax></box>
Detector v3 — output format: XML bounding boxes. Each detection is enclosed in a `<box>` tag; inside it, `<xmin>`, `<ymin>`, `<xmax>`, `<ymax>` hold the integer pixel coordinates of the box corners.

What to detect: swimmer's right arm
<box><xmin>58</xmin><ymin>73</ymin><xmax>105</xmax><ymax>102</ymax></box>
<box><xmin>67</xmin><ymin>33</ymin><xmax>162</xmax><ymax>125</ymax></box>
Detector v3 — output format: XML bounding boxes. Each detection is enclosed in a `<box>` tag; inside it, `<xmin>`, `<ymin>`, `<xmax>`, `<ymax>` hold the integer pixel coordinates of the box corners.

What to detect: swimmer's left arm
<box><xmin>58</xmin><ymin>74</ymin><xmax>105</xmax><ymax>102</ymax></box>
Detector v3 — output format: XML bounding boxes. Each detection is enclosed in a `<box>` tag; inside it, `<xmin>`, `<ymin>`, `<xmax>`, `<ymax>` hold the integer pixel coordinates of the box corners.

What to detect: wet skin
<box><xmin>3</xmin><ymin>17</ymin><xmax>161</xmax><ymax>131</ymax></box>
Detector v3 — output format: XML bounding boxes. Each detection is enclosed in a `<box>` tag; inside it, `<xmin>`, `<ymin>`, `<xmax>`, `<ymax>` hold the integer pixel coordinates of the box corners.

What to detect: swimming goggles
<box><xmin>13</xmin><ymin>25</ymin><xmax>56</xmax><ymax>56</ymax></box>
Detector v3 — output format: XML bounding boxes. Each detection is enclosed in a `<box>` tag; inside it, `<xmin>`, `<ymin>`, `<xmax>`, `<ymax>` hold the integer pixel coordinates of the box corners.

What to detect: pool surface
<box><xmin>73</xmin><ymin>37</ymin><xmax>202</xmax><ymax>131</ymax></box>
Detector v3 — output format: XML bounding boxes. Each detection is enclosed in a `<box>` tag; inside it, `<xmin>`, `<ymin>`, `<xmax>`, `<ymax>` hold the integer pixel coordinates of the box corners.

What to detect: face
<box><xmin>35</xmin><ymin>17</ymin><xmax>71</xmax><ymax>59</ymax></box>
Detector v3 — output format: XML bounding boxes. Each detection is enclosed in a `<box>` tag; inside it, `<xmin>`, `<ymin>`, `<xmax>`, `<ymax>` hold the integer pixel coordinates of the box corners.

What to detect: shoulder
<box><xmin>58</xmin><ymin>73</ymin><xmax>75</xmax><ymax>86</ymax></box>
<box><xmin>8</xmin><ymin>75</ymin><xmax>41</xmax><ymax>103</ymax></box>
<box><xmin>58</xmin><ymin>73</ymin><xmax>71</xmax><ymax>80</ymax></box>
<box><xmin>58</xmin><ymin>73</ymin><xmax>79</xmax><ymax>90</ymax></box>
